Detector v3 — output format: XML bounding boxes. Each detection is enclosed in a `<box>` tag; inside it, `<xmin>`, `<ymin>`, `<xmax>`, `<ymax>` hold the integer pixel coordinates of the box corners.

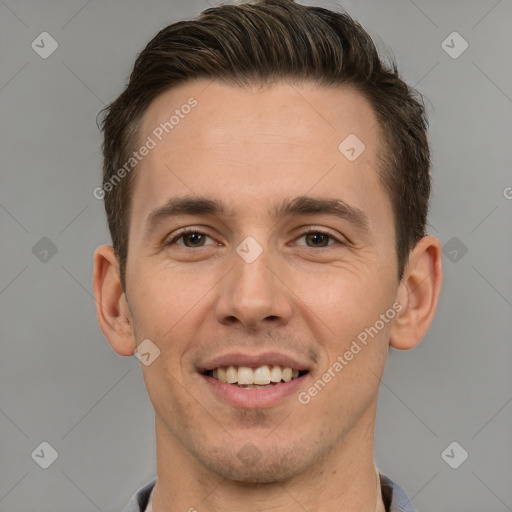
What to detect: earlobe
<box><xmin>389</xmin><ymin>236</ymin><xmax>443</xmax><ymax>350</ymax></box>
<box><xmin>92</xmin><ymin>245</ymin><xmax>137</xmax><ymax>356</ymax></box>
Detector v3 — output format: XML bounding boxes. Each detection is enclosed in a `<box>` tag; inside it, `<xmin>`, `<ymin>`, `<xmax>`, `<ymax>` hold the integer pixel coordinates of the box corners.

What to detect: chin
<box><xmin>207</xmin><ymin>462</ymin><xmax>301</xmax><ymax>484</ymax></box>
<box><xmin>196</xmin><ymin>444</ymin><xmax>310</xmax><ymax>484</ymax></box>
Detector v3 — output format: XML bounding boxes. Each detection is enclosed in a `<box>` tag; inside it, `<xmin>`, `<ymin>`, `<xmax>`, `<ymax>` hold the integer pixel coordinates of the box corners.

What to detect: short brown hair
<box><xmin>100</xmin><ymin>0</ymin><xmax>430</xmax><ymax>292</ymax></box>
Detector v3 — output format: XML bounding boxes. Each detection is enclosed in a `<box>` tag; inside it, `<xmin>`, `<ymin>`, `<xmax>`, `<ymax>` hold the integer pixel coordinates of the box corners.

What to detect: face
<box><xmin>124</xmin><ymin>79</ymin><xmax>400</xmax><ymax>482</ymax></box>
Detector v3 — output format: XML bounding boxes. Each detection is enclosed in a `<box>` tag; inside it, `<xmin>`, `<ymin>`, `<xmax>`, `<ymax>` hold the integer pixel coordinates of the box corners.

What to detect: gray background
<box><xmin>1</xmin><ymin>0</ymin><xmax>511</xmax><ymax>510</ymax></box>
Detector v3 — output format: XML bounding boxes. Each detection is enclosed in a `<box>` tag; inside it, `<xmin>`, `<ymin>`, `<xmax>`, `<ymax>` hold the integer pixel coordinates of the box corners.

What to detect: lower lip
<box><xmin>201</xmin><ymin>374</ymin><xmax>309</xmax><ymax>409</ymax></box>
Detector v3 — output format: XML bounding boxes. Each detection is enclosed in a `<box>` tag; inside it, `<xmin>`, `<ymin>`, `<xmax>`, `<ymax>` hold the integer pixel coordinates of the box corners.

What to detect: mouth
<box><xmin>198</xmin><ymin>352</ymin><xmax>312</xmax><ymax>408</ymax></box>
<box><xmin>201</xmin><ymin>365</ymin><xmax>309</xmax><ymax>388</ymax></box>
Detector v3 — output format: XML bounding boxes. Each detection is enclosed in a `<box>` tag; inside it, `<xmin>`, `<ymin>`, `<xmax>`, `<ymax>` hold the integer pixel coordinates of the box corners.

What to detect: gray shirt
<box><xmin>123</xmin><ymin>472</ymin><xmax>417</xmax><ymax>511</ymax></box>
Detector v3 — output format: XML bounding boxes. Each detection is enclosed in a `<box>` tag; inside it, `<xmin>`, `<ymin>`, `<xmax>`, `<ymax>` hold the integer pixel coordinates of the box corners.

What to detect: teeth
<box><xmin>253</xmin><ymin>365</ymin><xmax>271</xmax><ymax>385</ymax></box>
<box><xmin>208</xmin><ymin>364</ymin><xmax>304</xmax><ymax>385</ymax></box>
<box><xmin>217</xmin><ymin>367</ymin><xmax>227</xmax><ymax>383</ymax></box>
<box><xmin>237</xmin><ymin>366</ymin><xmax>253</xmax><ymax>385</ymax></box>
<box><xmin>270</xmin><ymin>365</ymin><xmax>282</xmax><ymax>382</ymax></box>
<box><xmin>226</xmin><ymin>365</ymin><xmax>237</xmax><ymax>384</ymax></box>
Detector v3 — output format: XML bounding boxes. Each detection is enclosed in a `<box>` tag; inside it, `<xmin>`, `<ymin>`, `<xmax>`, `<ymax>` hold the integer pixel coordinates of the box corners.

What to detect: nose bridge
<box><xmin>216</xmin><ymin>237</ymin><xmax>291</xmax><ymax>328</ymax></box>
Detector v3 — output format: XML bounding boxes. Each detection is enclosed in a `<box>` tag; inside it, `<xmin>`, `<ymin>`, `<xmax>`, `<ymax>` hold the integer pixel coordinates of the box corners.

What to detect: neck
<box><xmin>152</xmin><ymin>405</ymin><xmax>382</xmax><ymax>512</ymax></box>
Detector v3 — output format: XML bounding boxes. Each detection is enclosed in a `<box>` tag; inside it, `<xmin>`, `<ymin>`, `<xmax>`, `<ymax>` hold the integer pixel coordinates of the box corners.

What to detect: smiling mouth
<box><xmin>202</xmin><ymin>365</ymin><xmax>309</xmax><ymax>388</ymax></box>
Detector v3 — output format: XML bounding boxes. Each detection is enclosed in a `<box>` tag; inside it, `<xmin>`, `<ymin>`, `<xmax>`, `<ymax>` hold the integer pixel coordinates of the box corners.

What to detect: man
<box><xmin>93</xmin><ymin>1</ymin><xmax>442</xmax><ymax>510</ymax></box>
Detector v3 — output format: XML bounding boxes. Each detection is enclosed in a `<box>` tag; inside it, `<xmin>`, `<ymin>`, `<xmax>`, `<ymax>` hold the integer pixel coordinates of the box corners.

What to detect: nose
<box><xmin>215</xmin><ymin>244</ymin><xmax>293</xmax><ymax>331</ymax></box>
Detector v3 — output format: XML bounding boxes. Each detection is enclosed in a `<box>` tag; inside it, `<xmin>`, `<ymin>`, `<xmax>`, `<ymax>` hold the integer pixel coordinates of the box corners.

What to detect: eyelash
<box><xmin>165</xmin><ymin>227</ymin><xmax>344</xmax><ymax>248</ymax></box>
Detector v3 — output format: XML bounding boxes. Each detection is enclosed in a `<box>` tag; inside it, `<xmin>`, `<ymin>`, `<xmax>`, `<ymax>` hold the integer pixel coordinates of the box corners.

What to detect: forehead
<box><xmin>130</xmin><ymin>79</ymin><xmax>390</xmax><ymax>233</ymax></box>
<box><xmin>138</xmin><ymin>79</ymin><xmax>379</xmax><ymax>161</ymax></box>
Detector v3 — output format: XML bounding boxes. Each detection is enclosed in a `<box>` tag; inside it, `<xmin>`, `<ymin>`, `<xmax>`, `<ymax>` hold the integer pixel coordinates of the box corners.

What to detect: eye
<box><xmin>295</xmin><ymin>229</ymin><xmax>342</xmax><ymax>248</ymax></box>
<box><xmin>166</xmin><ymin>229</ymin><xmax>216</xmax><ymax>248</ymax></box>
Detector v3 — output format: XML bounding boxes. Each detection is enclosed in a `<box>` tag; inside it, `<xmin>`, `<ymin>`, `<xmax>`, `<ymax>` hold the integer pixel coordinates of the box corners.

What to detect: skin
<box><xmin>93</xmin><ymin>79</ymin><xmax>442</xmax><ymax>512</ymax></box>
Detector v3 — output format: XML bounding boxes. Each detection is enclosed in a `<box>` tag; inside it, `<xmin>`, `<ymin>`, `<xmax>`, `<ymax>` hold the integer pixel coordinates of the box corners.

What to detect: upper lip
<box><xmin>199</xmin><ymin>352</ymin><xmax>311</xmax><ymax>372</ymax></box>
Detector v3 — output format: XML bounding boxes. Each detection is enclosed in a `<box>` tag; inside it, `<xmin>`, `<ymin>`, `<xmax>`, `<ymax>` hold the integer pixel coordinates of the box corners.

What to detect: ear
<box><xmin>389</xmin><ymin>235</ymin><xmax>443</xmax><ymax>350</ymax></box>
<box><xmin>92</xmin><ymin>245</ymin><xmax>136</xmax><ymax>356</ymax></box>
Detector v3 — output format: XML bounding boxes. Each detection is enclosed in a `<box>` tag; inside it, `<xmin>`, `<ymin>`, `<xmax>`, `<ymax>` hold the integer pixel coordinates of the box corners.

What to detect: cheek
<box><xmin>126</xmin><ymin>265</ymin><xmax>206</xmax><ymax>381</ymax></box>
<box><xmin>129</xmin><ymin>260</ymin><xmax>211</xmax><ymax>326</ymax></box>
<box><xmin>290</xmin><ymin>265</ymin><xmax>394</xmax><ymax>407</ymax></box>
<box><xmin>301</xmin><ymin>298</ymin><xmax>392</xmax><ymax>418</ymax></box>
<box><xmin>141</xmin><ymin>360</ymin><xmax>207</xmax><ymax>445</ymax></box>
<box><xmin>291</xmin><ymin>263</ymin><xmax>393</xmax><ymax>338</ymax></box>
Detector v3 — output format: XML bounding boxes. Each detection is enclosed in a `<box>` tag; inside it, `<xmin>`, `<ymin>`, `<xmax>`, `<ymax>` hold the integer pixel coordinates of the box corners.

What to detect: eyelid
<box><xmin>292</xmin><ymin>226</ymin><xmax>346</xmax><ymax>246</ymax></box>
<box><xmin>166</xmin><ymin>227</ymin><xmax>217</xmax><ymax>246</ymax></box>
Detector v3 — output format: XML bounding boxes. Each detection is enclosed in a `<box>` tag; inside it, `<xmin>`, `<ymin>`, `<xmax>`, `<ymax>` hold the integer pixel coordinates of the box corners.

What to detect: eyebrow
<box><xmin>272</xmin><ymin>196</ymin><xmax>369</xmax><ymax>232</ymax></box>
<box><xmin>143</xmin><ymin>194</ymin><xmax>370</xmax><ymax>239</ymax></box>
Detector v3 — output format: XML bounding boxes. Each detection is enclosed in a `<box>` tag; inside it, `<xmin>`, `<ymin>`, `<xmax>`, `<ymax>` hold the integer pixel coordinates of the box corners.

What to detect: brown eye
<box><xmin>304</xmin><ymin>232</ymin><xmax>331</xmax><ymax>247</ymax></box>
<box><xmin>182</xmin><ymin>232</ymin><xmax>207</xmax><ymax>247</ymax></box>
<box><xmin>295</xmin><ymin>230</ymin><xmax>341</xmax><ymax>248</ymax></box>
<box><xmin>167</xmin><ymin>230</ymin><xmax>215</xmax><ymax>248</ymax></box>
